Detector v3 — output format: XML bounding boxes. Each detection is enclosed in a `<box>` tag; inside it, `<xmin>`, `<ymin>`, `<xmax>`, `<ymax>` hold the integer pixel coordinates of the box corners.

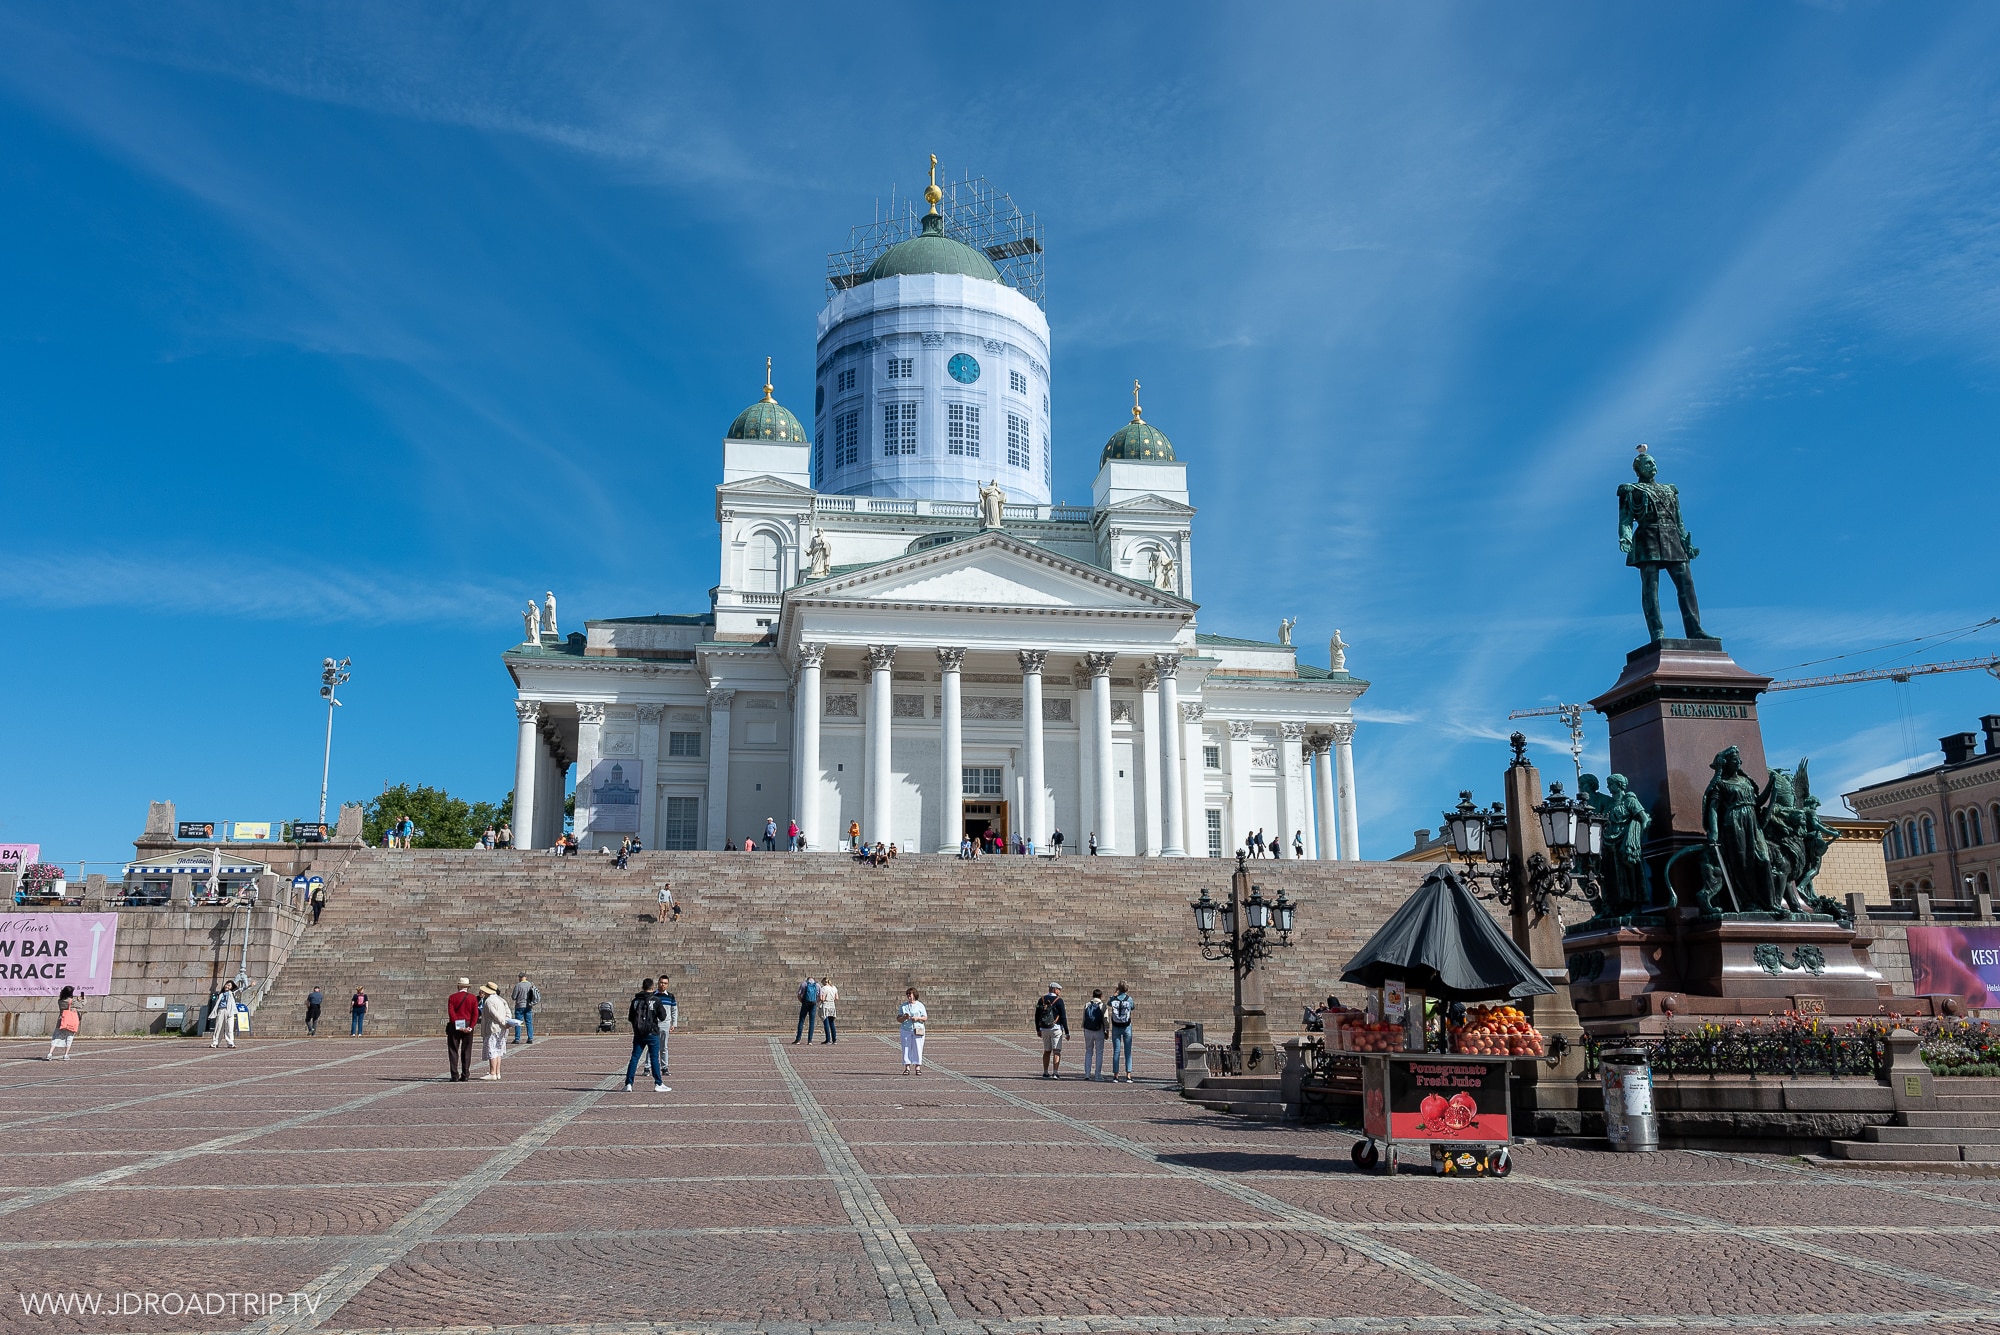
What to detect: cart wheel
<box><xmin>1351</xmin><ymin>1139</ymin><xmax>1379</xmax><ymax>1170</ymax></box>
<box><xmin>1488</xmin><ymin>1148</ymin><xmax>1512</xmax><ymax>1178</ymax></box>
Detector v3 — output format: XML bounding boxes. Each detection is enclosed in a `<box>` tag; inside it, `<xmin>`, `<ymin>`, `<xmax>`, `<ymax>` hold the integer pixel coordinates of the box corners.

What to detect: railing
<box><xmin>1050</xmin><ymin>505</ymin><xmax>1095</xmax><ymax>523</ymax></box>
<box><xmin>809</xmin><ymin>495</ymin><xmax>1095</xmax><ymax>525</ymax></box>
<box><xmin>866</xmin><ymin>499</ymin><xmax>918</xmax><ymax>515</ymax></box>
<box><xmin>930</xmin><ymin>501</ymin><xmax>978</xmax><ymax>518</ymax></box>
<box><xmin>1580</xmin><ymin>1019</ymin><xmax>1904</xmax><ymax>1081</ymax></box>
<box><xmin>737</xmin><ymin>592</ymin><xmax>781</xmax><ymax>606</ymax></box>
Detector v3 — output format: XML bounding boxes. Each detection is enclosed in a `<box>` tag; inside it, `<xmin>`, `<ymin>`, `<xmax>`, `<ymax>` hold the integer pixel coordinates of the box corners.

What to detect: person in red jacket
<box><xmin>445</xmin><ymin>977</ymin><xmax>479</xmax><ymax>1082</ymax></box>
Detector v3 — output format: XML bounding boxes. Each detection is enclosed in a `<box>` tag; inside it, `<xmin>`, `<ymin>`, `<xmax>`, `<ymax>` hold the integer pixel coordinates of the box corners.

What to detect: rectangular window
<box><xmin>888</xmin><ymin>357</ymin><xmax>914</xmax><ymax>380</ymax></box>
<box><xmin>836</xmin><ymin>409</ymin><xmax>860</xmax><ymax>467</ymax></box>
<box><xmin>813</xmin><ymin>429</ymin><xmax>823</xmax><ymax>482</ymax></box>
<box><xmin>1207</xmin><ymin>809</ymin><xmax>1224</xmax><ymax>858</ymax></box>
<box><xmin>668</xmin><ymin>732</ymin><xmax>701</xmax><ymax>757</ymax></box>
<box><xmin>837</xmin><ymin>367</ymin><xmax>856</xmax><ymax>393</ymax></box>
<box><xmin>1009</xmin><ymin>368</ymin><xmax>1027</xmax><ymax>394</ymax></box>
<box><xmin>948</xmin><ymin>403</ymin><xmax>980</xmax><ymax>457</ymax></box>
<box><xmin>1203</xmin><ymin>745</ymin><xmax>1220</xmax><ymax>770</ymax></box>
<box><xmin>883</xmin><ymin>401</ymin><xmax>916</xmax><ymax>457</ymax></box>
<box><xmin>962</xmin><ymin>766</ymin><xmax>1003</xmax><ymax>796</ymax></box>
<box><xmin>1042</xmin><ymin>433</ymin><xmax>1052</xmax><ymax>485</ymax></box>
<box><xmin>1007</xmin><ymin>413</ymin><xmax>1029</xmax><ymax>469</ymax></box>
<box><xmin>663</xmin><ymin>797</ymin><xmax>701</xmax><ymax>851</ymax></box>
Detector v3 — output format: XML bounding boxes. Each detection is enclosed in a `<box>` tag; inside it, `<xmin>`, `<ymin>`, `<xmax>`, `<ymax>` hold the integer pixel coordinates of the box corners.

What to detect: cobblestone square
<box><xmin>6</xmin><ymin>1033</ymin><xmax>2000</xmax><ymax>1334</ymax></box>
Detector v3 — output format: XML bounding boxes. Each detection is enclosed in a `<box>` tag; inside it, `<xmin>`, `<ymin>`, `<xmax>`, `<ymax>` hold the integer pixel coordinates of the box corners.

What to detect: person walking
<box><xmin>793</xmin><ymin>975</ymin><xmax>820</xmax><ymax>1043</ymax></box>
<box><xmin>1034</xmin><ymin>983</ymin><xmax>1068</xmax><ymax>1079</ymax></box>
<box><xmin>209</xmin><ymin>981</ymin><xmax>241</xmax><ymax>1049</ymax></box>
<box><xmin>655</xmin><ymin>975</ymin><xmax>677</xmax><ymax>1075</ymax></box>
<box><xmin>1080</xmin><ymin>988</ymin><xmax>1108</xmax><ymax>1080</ymax></box>
<box><xmin>446</xmin><ymin>977</ymin><xmax>478</xmax><ymax>1081</ymax></box>
<box><xmin>497</xmin><ymin>821</ymin><xmax>512</xmax><ymax>849</ymax></box>
<box><xmin>305</xmin><ymin>986</ymin><xmax>323</xmax><ymax>1037</ymax></box>
<box><xmin>478</xmin><ymin>982</ymin><xmax>513</xmax><ymax>1080</ymax></box>
<box><xmin>45</xmin><ymin>985</ymin><xmax>79</xmax><ymax>1060</ymax></box>
<box><xmin>624</xmin><ymin>977</ymin><xmax>669</xmax><ymax>1092</ymax></box>
<box><xmin>350</xmin><ymin>988</ymin><xmax>368</xmax><ymax>1036</ymax></box>
<box><xmin>310</xmin><ymin>882</ymin><xmax>326</xmax><ymax>925</ymax></box>
<box><xmin>764</xmin><ymin>817</ymin><xmax>778</xmax><ymax>851</ymax></box>
<box><xmin>788</xmin><ymin>819</ymin><xmax>801</xmax><ymax>852</ymax></box>
<box><xmin>510</xmin><ymin>974</ymin><xmax>540</xmax><ymax>1044</ymax></box>
<box><xmin>848</xmin><ymin>819</ymin><xmax>861</xmax><ymax>849</ymax></box>
<box><xmin>1087</xmin><ymin>831</ymin><xmax>1098</xmax><ymax>856</ymax></box>
<box><xmin>1107</xmin><ymin>982</ymin><xmax>1135</xmax><ymax>1082</ymax></box>
<box><xmin>1293</xmin><ymin>829</ymin><xmax>1305</xmax><ymax>859</ymax></box>
<box><xmin>818</xmin><ymin>976</ymin><xmax>838</xmax><ymax>1044</ymax></box>
<box><xmin>898</xmin><ymin>987</ymin><xmax>927</xmax><ymax>1074</ymax></box>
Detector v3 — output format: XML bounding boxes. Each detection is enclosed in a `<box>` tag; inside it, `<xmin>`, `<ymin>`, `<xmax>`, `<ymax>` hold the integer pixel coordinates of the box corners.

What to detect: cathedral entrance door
<box><xmin>962</xmin><ymin>801</ymin><xmax>1009</xmax><ymax>851</ymax></box>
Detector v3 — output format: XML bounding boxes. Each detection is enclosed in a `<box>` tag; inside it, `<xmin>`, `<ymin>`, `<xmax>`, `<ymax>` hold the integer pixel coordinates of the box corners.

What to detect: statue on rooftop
<box><xmin>1329</xmin><ymin>630</ymin><xmax>1348</xmax><ymax>672</ymax></box>
<box><xmin>523</xmin><ymin>601</ymin><xmax>542</xmax><ymax>644</ymax></box>
<box><xmin>978</xmin><ymin>479</ymin><xmax>1006</xmax><ymax>529</ymax></box>
<box><xmin>1278</xmin><ymin>617</ymin><xmax>1295</xmax><ymax>647</ymax></box>
<box><xmin>543</xmin><ymin>591</ymin><xmax>559</xmax><ymax>639</ymax></box>
<box><xmin>1617</xmin><ymin>444</ymin><xmax>1709</xmax><ymax>643</ymax></box>
<box><xmin>806</xmin><ymin>527</ymin><xmax>832</xmax><ymax>579</ymax></box>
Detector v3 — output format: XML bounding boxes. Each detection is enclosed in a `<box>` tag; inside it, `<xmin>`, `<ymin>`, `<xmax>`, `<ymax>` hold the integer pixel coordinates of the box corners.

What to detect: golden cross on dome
<box><xmin>924</xmin><ymin>153</ymin><xmax>942</xmax><ymax>216</ymax></box>
<box><xmin>1131</xmin><ymin>378</ymin><xmax>1144</xmax><ymax>421</ymax></box>
<box><xmin>762</xmin><ymin>356</ymin><xmax>774</xmax><ymax>401</ymax></box>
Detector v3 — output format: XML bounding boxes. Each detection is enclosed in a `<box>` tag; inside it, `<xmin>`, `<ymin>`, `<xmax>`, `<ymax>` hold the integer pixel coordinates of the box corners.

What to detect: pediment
<box><xmin>792</xmin><ymin>533</ymin><xmax>1187</xmax><ymax>614</ymax></box>
<box><xmin>1099</xmin><ymin>492</ymin><xmax>1194</xmax><ymax>515</ymax></box>
<box><xmin>716</xmin><ymin>475</ymin><xmax>815</xmax><ymax>497</ymax></box>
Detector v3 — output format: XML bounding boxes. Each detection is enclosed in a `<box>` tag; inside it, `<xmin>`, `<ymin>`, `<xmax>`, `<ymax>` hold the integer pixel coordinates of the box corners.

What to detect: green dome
<box><xmin>727</xmin><ymin>379</ymin><xmax>807</xmax><ymax>443</ymax></box>
<box><xmin>863</xmin><ymin>211</ymin><xmax>1001</xmax><ymax>284</ymax></box>
<box><xmin>1100</xmin><ymin>409</ymin><xmax>1175</xmax><ymax>463</ymax></box>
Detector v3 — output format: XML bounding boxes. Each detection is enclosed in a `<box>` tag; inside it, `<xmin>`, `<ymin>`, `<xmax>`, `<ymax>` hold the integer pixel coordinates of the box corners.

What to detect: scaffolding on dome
<box><xmin>827</xmin><ymin>173</ymin><xmax>1044</xmax><ymax>309</ymax></box>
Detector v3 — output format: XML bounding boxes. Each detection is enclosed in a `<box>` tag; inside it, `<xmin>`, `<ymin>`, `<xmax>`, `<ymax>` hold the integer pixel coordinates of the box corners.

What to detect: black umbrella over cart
<box><xmin>1340</xmin><ymin>866</ymin><xmax>1554</xmax><ymax>1002</ymax></box>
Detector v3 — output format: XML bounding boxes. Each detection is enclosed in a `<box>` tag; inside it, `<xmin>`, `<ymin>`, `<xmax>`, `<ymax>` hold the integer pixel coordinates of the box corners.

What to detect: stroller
<box><xmin>596</xmin><ymin>1000</ymin><xmax>616</xmax><ymax>1032</ymax></box>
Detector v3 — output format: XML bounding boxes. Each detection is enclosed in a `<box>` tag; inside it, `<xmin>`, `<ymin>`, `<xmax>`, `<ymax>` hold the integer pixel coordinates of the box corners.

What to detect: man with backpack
<box><xmin>510</xmin><ymin>974</ymin><xmax>541</xmax><ymax>1044</ymax></box>
<box><xmin>1080</xmin><ymin>988</ymin><xmax>1109</xmax><ymax>1080</ymax></box>
<box><xmin>625</xmin><ymin>978</ymin><xmax>670</xmax><ymax>1093</ymax></box>
<box><xmin>794</xmin><ymin>975</ymin><xmax>820</xmax><ymax>1044</ymax></box>
<box><xmin>1034</xmin><ymin>983</ymin><xmax>1069</xmax><ymax>1079</ymax></box>
<box><xmin>1107</xmin><ymin>983</ymin><xmax>1136</xmax><ymax>1082</ymax></box>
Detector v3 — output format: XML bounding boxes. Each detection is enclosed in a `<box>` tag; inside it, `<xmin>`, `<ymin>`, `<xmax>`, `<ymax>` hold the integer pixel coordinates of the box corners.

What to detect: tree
<box><xmin>364</xmin><ymin>784</ymin><xmax>508</xmax><ymax>849</ymax></box>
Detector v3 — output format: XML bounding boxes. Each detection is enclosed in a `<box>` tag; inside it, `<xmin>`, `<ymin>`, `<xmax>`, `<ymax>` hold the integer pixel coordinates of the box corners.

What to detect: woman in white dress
<box><xmin>479</xmin><ymin>982</ymin><xmax>514</xmax><ymax>1080</ymax></box>
<box><xmin>898</xmin><ymin>987</ymin><xmax>927</xmax><ymax>1075</ymax></box>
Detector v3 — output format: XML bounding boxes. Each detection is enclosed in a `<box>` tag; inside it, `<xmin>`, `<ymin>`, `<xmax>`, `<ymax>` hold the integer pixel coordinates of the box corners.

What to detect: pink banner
<box><xmin>0</xmin><ymin>844</ymin><xmax>38</xmax><ymax>873</ymax></box>
<box><xmin>0</xmin><ymin>913</ymin><xmax>120</xmax><ymax>995</ymax></box>
<box><xmin>1907</xmin><ymin>924</ymin><xmax>2000</xmax><ymax>1008</ymax></box>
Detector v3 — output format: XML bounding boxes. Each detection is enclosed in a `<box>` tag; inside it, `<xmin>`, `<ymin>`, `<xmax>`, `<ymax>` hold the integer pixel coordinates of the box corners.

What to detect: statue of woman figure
<box><xmin>978</xmin><ymin>479</ymin><xmax>1006</xmax><ymax>529</ymax></box>
<box><xmin>1602</xmin><ymin>774</ymin><xmax>1651</xmax><ymax>914</ymax></box>
<box><xmin>806</xmin><ymin>527</ymin><xmax>832</xmax><ymax>579</ymax></box>
<box><xmin>523</xmin><ymin>600</ymin><xmax>542</xmax><ymax>644</ymax></box>
<box><xmin>1701</xmin><ymin>745</ymin><xmax>1776</xmax><ymax>913</ymax></box>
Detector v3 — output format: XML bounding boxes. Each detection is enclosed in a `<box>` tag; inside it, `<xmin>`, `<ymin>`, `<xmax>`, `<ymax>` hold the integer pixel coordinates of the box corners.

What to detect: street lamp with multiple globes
<box><xmin>1188</xmin><ymin>851</ymin><xmax>1300</xmax><ymax>1072</ymax></box>
<box><xmin>1442</xmin><ymin>780</ymin><xmax>1606</xmax><ymax>921</ymax></box>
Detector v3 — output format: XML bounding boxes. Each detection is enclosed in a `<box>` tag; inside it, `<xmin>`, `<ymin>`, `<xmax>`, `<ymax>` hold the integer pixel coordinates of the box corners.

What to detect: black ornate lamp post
<box><xmin>1444</xmin><ymin>775</ymin><xmax>1608</xmax><ymax>922</ymax></box>
<box><xmin>1189</xmin><ymin>851</ymin><xmax>1300</xmax><ymax>1072</ymax></box>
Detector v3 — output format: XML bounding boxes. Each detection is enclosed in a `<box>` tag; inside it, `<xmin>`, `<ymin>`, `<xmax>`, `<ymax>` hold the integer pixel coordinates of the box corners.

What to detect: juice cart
<box><xmin>1337</xmin><ymin>865</ymin><xmax>1556</xmax><ymax>1178</ymax></box>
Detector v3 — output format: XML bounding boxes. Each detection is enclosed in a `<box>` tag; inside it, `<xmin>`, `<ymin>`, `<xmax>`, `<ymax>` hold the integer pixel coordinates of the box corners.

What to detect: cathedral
<box><xmin>504</xmin><ymin>166</ymin><xmax>1367</xmax><ymax>858</ymax></box>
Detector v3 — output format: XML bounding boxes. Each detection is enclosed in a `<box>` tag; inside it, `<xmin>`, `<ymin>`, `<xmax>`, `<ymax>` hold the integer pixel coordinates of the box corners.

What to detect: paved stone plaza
<box><xmin>5</xmin><ymin>1034</ymin><xmax>2000</xmax><ymax>1334</ymax></box>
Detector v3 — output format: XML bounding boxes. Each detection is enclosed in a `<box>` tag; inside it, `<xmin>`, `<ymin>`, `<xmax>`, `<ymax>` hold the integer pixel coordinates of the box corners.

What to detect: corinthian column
<box><xmin>575</xmin><ymin>702</ymin><xmax>605</xmax><ymax>849</ymax></box>
<box><xmin>1310</xmin><ymin>734</ymin><xmax>1338</xmax><ymax>859</ymax></box>
<box><xmin>703</xmin><ymin>691</ymin><xmax>733</xmax><ymax>850</ymax></box>
<box><xmin>938</xmin><ymin>647</ymin><xmax>965</xmax><ymax>853</ymax></box>
<box><xmin>1085</xmin><ymin>652</ymin><xmax>1117</xmax><ymax>855</ymax></box>
<box><xmin>864</xmin><ymin>645</ymin><xmax>896</xmax><ymax>845</ymax></box>
<box><xmin>1019</xmin><ymin>649</ymin><xmax>1048</xmax><ymax>847</ymax></box>
<box><xmin>513</xmin><ymin>701</ymin><xmax>541</xmax><ymax>851</ymax></box>
<box><xmin>1332</xmin><ymin>720</ymin><xmax>1360</xmax><ymax>860</ymax></box>
<box><xmin>1155</xmin><ymin>653</ymin><xmax>1185</xmax><ymax>856</ymax></box>
<box><xmin>1277</xmin><ymin>722</ymin><xmax>1304</xmax><ymax>859</ymax></box>
<box><xmin>795</xmin><ymin>644</ymin><xmax>824</xmax><ymax>850</ymax></box>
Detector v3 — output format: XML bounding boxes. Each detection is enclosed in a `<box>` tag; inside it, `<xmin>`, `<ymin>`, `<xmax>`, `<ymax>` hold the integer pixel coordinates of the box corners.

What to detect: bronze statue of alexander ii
<box><xmin>1617</xmin><ymin>444</ymin><xmax>1709</xmax><ymax>643</ymax></box>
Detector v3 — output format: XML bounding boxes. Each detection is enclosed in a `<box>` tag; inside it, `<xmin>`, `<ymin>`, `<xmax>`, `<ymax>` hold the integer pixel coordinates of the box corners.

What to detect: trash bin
<box><xmin>163</xmin><ymin>1004</ymin><xmax>187</xmax><ymax>1035</ymax></box>
<box><xmin>1600</xmin><ymin>1047</ymin><xmax>1659</xmax><ymax>1152</ymax></box>
<box><xmin>1174</xmin><ymin>1022</ymin><xmax>1205</xmax><ymax>1075</ymax></box>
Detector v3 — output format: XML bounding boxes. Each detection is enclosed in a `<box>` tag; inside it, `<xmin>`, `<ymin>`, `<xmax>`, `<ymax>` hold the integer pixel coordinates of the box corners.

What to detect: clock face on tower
<box><xmin>947</xmin><ymin>353</ymin><xmax>981</xmax><ymax>384</ymax></box>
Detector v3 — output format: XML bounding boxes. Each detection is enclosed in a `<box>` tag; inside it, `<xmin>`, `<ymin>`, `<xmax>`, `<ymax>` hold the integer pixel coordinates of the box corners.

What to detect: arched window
<box><xmin>1971</xmin><ymin>807</ymin><xmax>1985</xmax><ymax>847</ymax></box>
<box><xmin>744</xmin><ymin>532</ymin><xmax>781</xmax><ymax>594</ymax></box>
<box><xmin>1906</xmin><ymin>820</ymin><xmax>1920</xmax><ymax>856</ymax></box>
<box><xmin>1922</xmin><ymin>816</ymin><xmax>1936</xmax><ymax>854</ymax></box>
<box><xmin>1919</xmin><ymin>878</ymin><xmax>1933</xmax><ymax>892</ymax></box>
<box><xmin>1956</xmin><ymin>810</ymin><xmax>1969</xmax><ymax>848</ymax></box>
<box><xmin>1885</xmin><ymin>827</ymin><xmax>1903</xmax><ymax>860</ymax></box>
<box><xmin>1979</xmin><ymin>871</ymin><xmax>1992</xmax><ymax>896</ymax></box>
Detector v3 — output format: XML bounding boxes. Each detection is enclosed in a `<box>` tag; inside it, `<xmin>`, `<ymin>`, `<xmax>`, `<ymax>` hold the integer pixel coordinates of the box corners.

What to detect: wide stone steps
<box><xmin>261</xmin><ymin>850</ymin><xmax>1425</xmax><ymax>1039</ymax></box>
<box><xmin>1182</xmin><ymin>1074</ymin><xmax>1290</xmax><ymax>1120</ymax></box>
<box><xmin>1823</xmin><ymin>1078</ymin><xmax>2000</xmax><ymax>1167</ymax></box>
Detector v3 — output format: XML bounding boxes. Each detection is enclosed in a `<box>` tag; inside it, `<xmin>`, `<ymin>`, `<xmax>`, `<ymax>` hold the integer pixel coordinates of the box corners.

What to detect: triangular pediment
<box><xmin>717</xmin><ymin>475</ymin><xmax>815</xmax><ymax>497</ymax></box>
<box><xmin>1100</xmin><ymin>492</ymin><xmax>1194</xmax><ymax>515</ymax></box>
<box><xmin>792</xmin><ymin>532</ymin><xmax>1188</xmax><ymax>614</ymax></box>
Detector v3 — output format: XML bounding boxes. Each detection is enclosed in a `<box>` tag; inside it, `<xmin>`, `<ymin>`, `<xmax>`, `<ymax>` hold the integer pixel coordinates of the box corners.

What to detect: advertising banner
<box><xmin>0</xmin><ymin>843</ymin><xmax>38</xmax><ymax>872</ymax></box>
<box><xmin>0</xmin><ymin>913</ymin><xmax>120</xmax><ymax>995</ymax></box>
<box><xmin>231</xmin><ymin>822</ymin><xmax>273</xmax><ymax>841</ymax></box>
<box><xmin>177</xmin><ymin>822</ymin><xmax>215</xmax><ymax>840</ymax></box>
<box><xmin>1908</xmin><ymin>925</ymin><xmax>2000</xmax><ymax>1008</ymax></box>
<box><xmin>1388</xmin><ymin>1058</ymin><xmax>1511</xmax><ymax>1141</ymax></box>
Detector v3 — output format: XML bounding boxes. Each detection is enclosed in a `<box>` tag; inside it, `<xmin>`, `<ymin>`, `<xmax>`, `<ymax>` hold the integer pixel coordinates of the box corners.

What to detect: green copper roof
<box><xmin>863</xmin><ymin>212</ymin><xmax>1001</xmax><ymax>284</ymax></box>
<box><xmin>1101</xmin><ymin>414</ymin><xmax>1175</xmax><ymax>464</ymax></box>
<box><xmin>727</xmin><ymin>393</ymin><xmax>807</xmax><ymax>442</ymax></box>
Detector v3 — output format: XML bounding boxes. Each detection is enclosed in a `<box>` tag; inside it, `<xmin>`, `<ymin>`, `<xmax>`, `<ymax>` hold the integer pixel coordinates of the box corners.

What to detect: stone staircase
<box><xmin>1182</xmin><ymin>1074</ymin><xmax>1290</xmax><ymax>1120</ymax></box>
<box><xmin>1822</xmin><ymin>1077</ymin><xmax>2000</xmax><ymax>1167</ymax></box>
<box><xmin>261</xmin><ymin>850</ymin><xmax>1426</xmax><ymax>1037</ymax></box>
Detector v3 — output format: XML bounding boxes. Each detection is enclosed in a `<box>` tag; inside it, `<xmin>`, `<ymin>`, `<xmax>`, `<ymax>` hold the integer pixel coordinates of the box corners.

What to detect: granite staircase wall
<box><xmin>261</xmin><ymin>851</ymin><xmax>1430</xmax><ymax>1038</ymax></box>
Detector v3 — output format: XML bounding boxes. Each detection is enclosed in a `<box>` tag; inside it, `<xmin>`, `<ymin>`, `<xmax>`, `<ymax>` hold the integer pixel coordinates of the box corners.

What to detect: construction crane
<box><xmin>1508</xmin><ymin>656</ymin><xmax>2000</xmax><ymax>784</ymax></box>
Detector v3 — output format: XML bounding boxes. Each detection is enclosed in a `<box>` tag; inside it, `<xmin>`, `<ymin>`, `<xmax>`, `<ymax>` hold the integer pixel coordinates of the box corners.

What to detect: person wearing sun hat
<box><xmin>478</xmin><ymin>982</ymin><xmax>514</xmax><ymax>1080</ymax></box>
<box><xmin>445</xmin><ymin>978</ymin><xmax>478</xmax><ymax>1082</ymax></box>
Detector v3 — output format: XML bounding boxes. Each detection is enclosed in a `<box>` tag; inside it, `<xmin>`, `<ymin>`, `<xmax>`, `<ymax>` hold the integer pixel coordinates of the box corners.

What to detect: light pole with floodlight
<box><xmin>318</xmin><ymin>657</ymin><xmax>352</xmax><ymax>826</ymax></box>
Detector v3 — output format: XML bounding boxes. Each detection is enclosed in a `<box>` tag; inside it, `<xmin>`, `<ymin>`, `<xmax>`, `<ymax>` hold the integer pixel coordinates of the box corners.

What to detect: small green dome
<box><xmin>863</xmin><ymin>211</ymin><xmax>1001</xmax><ymax>285</ymax></box>
<box><xmin>727</xmin><ymin>365</ymin><xmax>807</xmax><ymax>442</ymax></box>
<box><xmin>1101</xmin><ymin>404</ymin><xmax>1175</xmax><ymax>463</ymax></box>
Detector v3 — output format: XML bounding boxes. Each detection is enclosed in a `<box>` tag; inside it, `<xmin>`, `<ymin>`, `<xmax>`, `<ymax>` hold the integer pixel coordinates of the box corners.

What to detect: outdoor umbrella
<box><xmin>1340</xmin><ymin>866</ymin><xmax>1555</xmax><ymax>1002</ymax></box>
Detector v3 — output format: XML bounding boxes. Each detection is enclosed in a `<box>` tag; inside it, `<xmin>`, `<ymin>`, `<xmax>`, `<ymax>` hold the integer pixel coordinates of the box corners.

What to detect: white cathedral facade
<box><xmin>504</xmin><ymin>176</ymin><xmax>1367</xmax><ymax>858</ymax></box>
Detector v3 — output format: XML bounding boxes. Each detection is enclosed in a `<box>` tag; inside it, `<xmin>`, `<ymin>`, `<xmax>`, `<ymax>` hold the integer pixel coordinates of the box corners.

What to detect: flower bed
<box><xmin>1582</xmin><ymin>1013</ymin><xmax>1998</xmax><ymax>1081</ymax></box>
<box><xmin>21</xmin><ymin>863</ymin><xmax>66</xmax><ymax>895</ymax></box>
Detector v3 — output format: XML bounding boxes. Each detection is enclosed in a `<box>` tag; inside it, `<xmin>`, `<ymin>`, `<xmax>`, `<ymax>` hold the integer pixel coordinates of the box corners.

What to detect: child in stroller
<box><xmin>597</xmin><ymin>1000</ymin><xmax>616</xmax><ymax>1032</ymax></box>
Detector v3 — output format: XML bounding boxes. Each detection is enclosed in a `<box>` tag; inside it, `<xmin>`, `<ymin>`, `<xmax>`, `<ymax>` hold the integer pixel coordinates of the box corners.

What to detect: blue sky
<box><xmin>3</xmin><ymin>3</ymin><xmax>1998</xmax><ymax>869</ymax></box>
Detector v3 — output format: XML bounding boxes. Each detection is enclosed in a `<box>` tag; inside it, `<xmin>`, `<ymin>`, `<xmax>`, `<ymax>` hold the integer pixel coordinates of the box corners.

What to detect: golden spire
<box><xmin>924</xmin><ymin>153</ymin><xmax>942</xmax><ymax>216</ymax></box>
<box><xmin>762</xmin><ymin>356</ymin><xmax>774</xmax><ymax>402</ymax></box>
<box><xmin>1131</xmin><ymin>378</ymin><xmax>1144</xmax><ymax>421</ymax></box>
